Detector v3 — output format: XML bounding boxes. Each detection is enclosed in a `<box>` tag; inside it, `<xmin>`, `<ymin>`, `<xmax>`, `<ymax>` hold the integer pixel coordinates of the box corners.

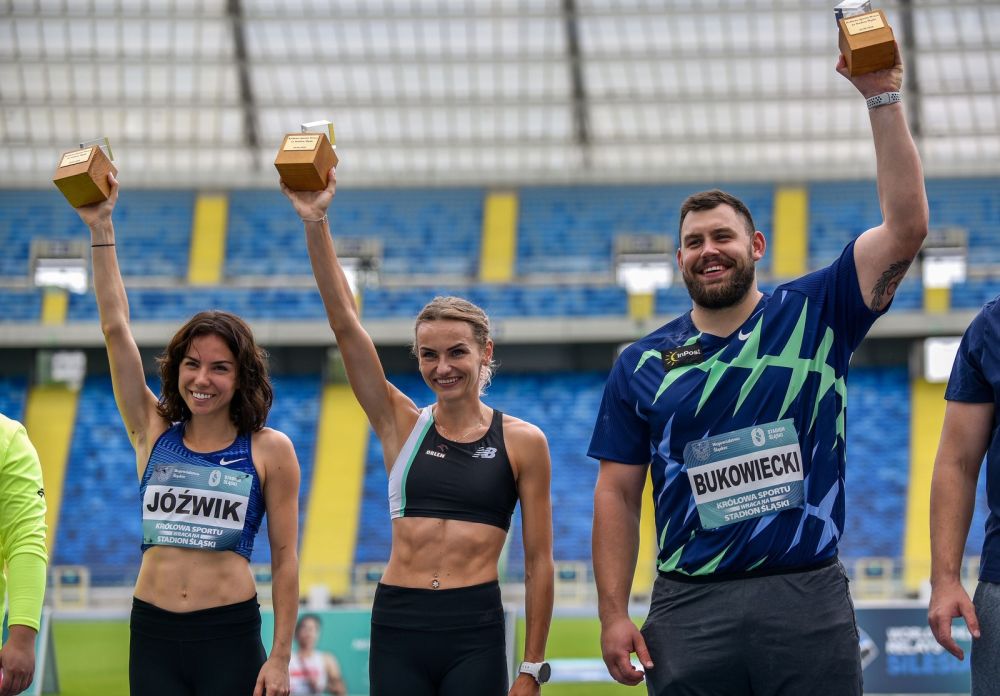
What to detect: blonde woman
<box><xmin>282</xmin><ymin>171</ymin><xmax>554</xmax><ymax>696</ymax></box>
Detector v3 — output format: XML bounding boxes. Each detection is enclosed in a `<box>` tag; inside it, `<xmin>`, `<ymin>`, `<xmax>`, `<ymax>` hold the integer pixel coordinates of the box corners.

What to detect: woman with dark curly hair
<box><xmin>68</xmin><ymin>174</ymin><xmax>301</xmax><ymax>696</ymax></box>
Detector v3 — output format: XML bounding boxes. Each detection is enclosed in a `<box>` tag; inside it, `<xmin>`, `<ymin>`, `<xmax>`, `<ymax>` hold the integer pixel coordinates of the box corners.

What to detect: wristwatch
<box><xmin>518</xmin><ymin>661</ymin><xmax>552</xmax><ymax>684</ymax></box>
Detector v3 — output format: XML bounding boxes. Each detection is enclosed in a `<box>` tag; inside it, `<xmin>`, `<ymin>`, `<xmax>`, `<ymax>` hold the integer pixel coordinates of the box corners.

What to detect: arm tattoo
<box><xmin>870</xmin><ymin>259</ymin><xmax>912</xmax><ymax>311</ymax></box>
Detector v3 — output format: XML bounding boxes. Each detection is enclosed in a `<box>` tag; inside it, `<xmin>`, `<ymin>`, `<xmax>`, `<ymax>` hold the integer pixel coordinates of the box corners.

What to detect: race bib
<box><xmin>142</xmin><ymin>463</ymin><xmax>251</xmax><ymax>551</ymax></box>
<box><xmin>683</xmin><ymin>420</ymin><xmax>804</xmax><ymax>530</ymax></box>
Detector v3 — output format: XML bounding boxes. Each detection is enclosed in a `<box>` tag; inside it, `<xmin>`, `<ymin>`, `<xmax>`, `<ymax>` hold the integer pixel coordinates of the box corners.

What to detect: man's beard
<box><xmin>682</xmin><ymin>253</ymin><xmax>756</xmax><ymax>310</ymax></box>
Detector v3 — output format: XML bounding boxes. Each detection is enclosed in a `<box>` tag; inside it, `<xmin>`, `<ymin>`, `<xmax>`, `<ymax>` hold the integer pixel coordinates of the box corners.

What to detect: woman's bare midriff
<box><xmin>134</xmin><ymin>546</ymin><xmax>257</xmax><ymax>612</ymax></box>
<box><xmin>381</xmin><ymin>517</ymin><xmax>507</xmax><ymax>589</ymax></box>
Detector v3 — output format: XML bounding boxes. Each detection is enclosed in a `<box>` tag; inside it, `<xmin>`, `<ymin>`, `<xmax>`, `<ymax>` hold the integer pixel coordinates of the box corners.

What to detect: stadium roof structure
<box><xmin>1</xmin><ymin>0</ymin><xmax>999</xmax><ymax>188</ymax></box>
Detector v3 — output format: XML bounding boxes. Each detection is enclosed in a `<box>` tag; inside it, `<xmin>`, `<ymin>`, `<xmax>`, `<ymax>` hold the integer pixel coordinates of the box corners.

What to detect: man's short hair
<box><xmin>678</xmin><ymin>189</ymin><xmax>756</xmax><ymax>240</ymax></box>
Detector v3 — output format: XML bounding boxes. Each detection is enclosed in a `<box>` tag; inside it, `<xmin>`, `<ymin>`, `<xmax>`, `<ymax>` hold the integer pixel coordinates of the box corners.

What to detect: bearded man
<box><xmin>589</xmin><ymin>45</ymin><xmax>928</xmax><ymax>696</ymax></box>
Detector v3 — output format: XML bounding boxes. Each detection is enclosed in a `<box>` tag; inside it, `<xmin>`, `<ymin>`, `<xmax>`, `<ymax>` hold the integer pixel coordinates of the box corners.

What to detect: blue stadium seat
<box><xmin>926</xmin><ymin>178</ymin><xmax>1000</xmax><ymax>266</ymax></box>
<box><xmin>841</xmin><ymin>366</ymin><xmax>910</xmax><ymax>559</ymax></box>
<box><xmin>951</xmin><ymin>279</ymin><xmax>1000</xmax><ymax>310</ymax></box>
<box><xmin>362</xmin><ymin>285</ymin><xmax>628</xmax><ymax>319</ymax></box>
<box><xmin>0</xmin><ymin>289</ymin><xmax>43</xmax><ymax>322</ymax></box>
<box><xmin>808</xmin><ymin>181</ymin><xmax>881</xmax><ymax>269</ymax></box>
<box><xmin>810</xmin><ymin>178</ymin><xmax>1000</xmax><ymax>270</ymax></box>
<box><xmin>0</xmin><ymin>376</ymin><xmax>28</xmax><ymax>422</ymax></box>
<box><xmin>227</xmin><ymin>188</ymin><xmax>483</xmax><ymax>277</ymax></box>
<box><xmin>67</xmin><ymin>287</ymin><xmax>326</xmax><ymax>322</ymax></box>
<box><xmin>0</xmin><ymin>190</ymin><xmax>193</xmax><ymax>279</ymax></box>
<box><xmin>54</xmin><ymin>375</ymin><xmax>150</xmax><ymax>584</ymax></box>
<box><xmin>517</xmin><ymin>184</ymin><xmax>774</xmax><ymax>276</ymax></box>
<box><xmin>250</xmin><ymin>374</ymin><xmax>322</xmax><ymax>565</ymax></box>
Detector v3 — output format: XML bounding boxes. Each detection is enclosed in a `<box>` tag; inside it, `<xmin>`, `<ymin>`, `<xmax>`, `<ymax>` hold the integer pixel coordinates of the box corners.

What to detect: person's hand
<box><xmin>600</xmin><ymin>615</ymin><xmax>652</xmax><ymax>686</ymax></box>
<box><xmin>508</xmin><ymin>672</ymin><xmax>540</xmax><ymax>696</ymax></box>
<box><xmin>73</xmin><ymin>172</ymin><xmax>119</xmax><ymax>228</ymax></box>
<box><xmin>0</xmin><ymin>625</ymin><xmax>36</xmax><ymax>696</ymax></box>
<box><xmin>280</xmin><ymin>167</ymin><xmax>336</xmax><ymax>222</ymax></box>
<box><xmin>836</xmin><ymin>41</ymin><xmax>903</xmax><ymax>98</ymax></box>
<box><xmin>253</xmin><ymin>655</ymin><xmax>290</xmax><ymax>696</ymax></box>
<box><xmin>928</xmin><ymin>580</ymin><xmax>980</xmax><ymax>660</ymax></box>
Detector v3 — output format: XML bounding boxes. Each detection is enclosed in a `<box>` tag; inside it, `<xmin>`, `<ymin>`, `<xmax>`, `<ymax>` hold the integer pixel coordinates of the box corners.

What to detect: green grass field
<box><xmin>51</xmin><ymin>616</ymin><xmax>637</xmax><ymax>695</ymax></box>
<box><xmin>52</xmin><ymin>621</ymin><xmax>130</xmax><ymax>696</ymax></box>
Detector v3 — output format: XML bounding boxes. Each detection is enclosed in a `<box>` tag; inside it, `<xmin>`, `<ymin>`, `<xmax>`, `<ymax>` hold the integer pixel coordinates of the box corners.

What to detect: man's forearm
<box><xmin>593</xmin><ymin>488</ymin><xmax>642</xmax><ymax>623</ymax></box>
<box><xmin>930</xmin><ymin>461</ymin><xmax>979</xmax><ymax>586</ymax></box>
<box><xmin>869</xmin><ymin>103</ymin><xmax>928</xmax><ymax>237</ymax></box>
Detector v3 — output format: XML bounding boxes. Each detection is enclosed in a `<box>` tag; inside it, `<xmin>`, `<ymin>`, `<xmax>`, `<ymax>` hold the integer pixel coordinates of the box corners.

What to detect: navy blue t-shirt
<box><xmin>945</xmin><ymin>295</ymin><xmax>1000</xmax><ymax>582</ymax></box>
<box><xmin>589</xmin><ymin>241</ymin><xmax>885</xmax><ymax>576</ymax></box>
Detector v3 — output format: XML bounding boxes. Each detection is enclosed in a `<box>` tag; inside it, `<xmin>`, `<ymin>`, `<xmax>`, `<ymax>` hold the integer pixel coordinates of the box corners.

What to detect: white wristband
<box><xmin>866</xmin><ymin>91</ymin><xmax>901</xmax><ymax>110</ymax></box>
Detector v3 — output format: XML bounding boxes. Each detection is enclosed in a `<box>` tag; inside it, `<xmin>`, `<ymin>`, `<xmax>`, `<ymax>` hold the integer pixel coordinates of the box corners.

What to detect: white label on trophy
<box><xmin>59</xmin><ymin>148</ymin><xmax>94</xmax><ymax>168</ymax></box>
<box><xmin>283</xmin><ymin>134</ymin><xmax>321</xmax><ymax>151</ymax></box>
<box><xmin>844</xmin><ymin>11</ymin><xmax>885</xmax><ymax>35</ymax></box>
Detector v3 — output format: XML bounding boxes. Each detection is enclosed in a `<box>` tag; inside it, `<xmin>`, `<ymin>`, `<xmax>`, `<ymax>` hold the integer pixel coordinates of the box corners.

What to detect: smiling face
<box><xmin>415</xmin><ymin>319</ymin><xmax>493</xmax><ymax>402</ymax></box>
<box><xmin>177</xmin><ymin>333</ymin><xmax>239</xmax><ymax>419</ymax></box>
<box><xmin>677</xmin><ymin>204</ymin><xmax>765</xmax><ymax>310</ymax></box>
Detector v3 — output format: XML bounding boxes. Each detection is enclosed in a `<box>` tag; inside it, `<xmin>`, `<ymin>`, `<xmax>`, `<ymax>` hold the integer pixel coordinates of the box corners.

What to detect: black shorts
<box><xmin>369</xmin><ymin>581</ymin><xmax>508</xmax><ymax>696</ymax></box>
<box><xmin>129</xmin><ymin>595</ymin><xmax>266</xmax><ymax>696</ymax></box>
<box><xmin>641</xmin><ymin>561</ymin><xmax>862</xmax><ymax>696</ymax></box>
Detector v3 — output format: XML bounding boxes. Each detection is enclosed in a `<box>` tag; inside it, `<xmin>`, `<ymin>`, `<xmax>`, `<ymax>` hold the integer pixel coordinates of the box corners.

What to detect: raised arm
<box><xmin>928</xmin><ymin>400</ymin><xmax>991</xmax><ymax>660</ymax></box>
<box><xmin>509</xmin><ymin>421</ymin><xmax>554</xmax><ymax>696</ymax></box>
<box><xmin>593</xmin><ymin>460</ymin><xmax>652</xmax><ymax>686</ymax></box>
<box><xmin>72</xmin><ymin>175</ymin><xmax>163</xmax><ymax>472</ymax></box>
<box><xmin>254</xmin><ymin>429</ymin><xmax>301</xmax><ymax>696</ymax></box>
<box><xmin>840</xmin><ymin>44</ymin><xmax>929</xmax><ymax>311</ymax></box>
<box><xmin>281</xmin><ymin>171</ymin><xmax>413</xmax><ymax>444</ymax></box>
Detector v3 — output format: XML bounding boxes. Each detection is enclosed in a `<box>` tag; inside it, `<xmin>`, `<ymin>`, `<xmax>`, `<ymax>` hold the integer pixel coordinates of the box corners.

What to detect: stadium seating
<box><xmin>808</xmin><ymin>181</ymin><xmax>881</xmax><ymax>268</ymax></box>
<box><xmin>66</xmin><ymin>286</ymin><xmax>326</xmax><ymax>322</ymax></box>
<box><xmin>362</xmin><ymin>285</ymin><xmax>628</xmax><ymax>319</ymax></box>
<box><xmin>227</xmin><ymin>188</ymin><xmax>484</xmax><ymax>277</ymax></box>
<box><xmin>53</xmin><ymin>375</ymin><xmax>148</xmax><ymax>584</ymax></box>
<box><xmin>926</xmin><ymin>178</ymin><xmax>1000</xmax><ymax>266</ymax></box>
<box><xmin>951</xmin><ymin>278</ymin><xmax>1000</xmax><ymax>309</ymax></box>
<box><xmin>0</xmin><ymin>288</ymin><xmax>44</xmax><ymax>322</ymax></box>
<box><xmin>0</xmin><ymin>190</ymin><xmax>194</xmax><ymax>279</ymax></box>
<box><xmin>840</xmin><ymin>366</ymin><xmax>910</xmax><ymax>559</ymax></box>
<box><xmin>250</xmin><ymin>374</ymin><xmax>323</xmax><ymax>565</ymax></box>
<box><xmin>516</xmin><ymin>184</ymin><xmax>774</xmax><ymax>276</ymax></box>
<box><xmin>0</xmin><ymin>376</ymin><xmax>28</xmax><ymax>421</ymax></box>
<box><xmin>811</xmin><ymin>178</ymin><xmax>1000</xmax><ymax>270</ymax></box>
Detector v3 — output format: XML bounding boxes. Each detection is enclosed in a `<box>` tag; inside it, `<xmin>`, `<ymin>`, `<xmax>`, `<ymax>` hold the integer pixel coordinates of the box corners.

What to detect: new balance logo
<box><xmin>472</xmin><ymin>447</ymin><xmax>497</xmax><ymax>459</ymax></box>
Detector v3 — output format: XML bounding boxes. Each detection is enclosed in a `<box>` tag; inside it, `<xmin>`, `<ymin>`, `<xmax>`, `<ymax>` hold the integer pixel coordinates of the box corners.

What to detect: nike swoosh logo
<box><xmin>219</xmin><ymin>457</ymin><xmax>246</xmax><ymax>466</ymax></box>
<box><xmin>738</xmin><ymin>329</ymin><xmax>753</xmax><ymax>341</ymax></box>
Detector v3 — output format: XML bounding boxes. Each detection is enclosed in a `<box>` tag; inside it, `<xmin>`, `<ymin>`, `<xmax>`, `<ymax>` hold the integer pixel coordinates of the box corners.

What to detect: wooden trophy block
<box><xmin>52</xmin><ymin>145</ymin><xmax>118</xmax><ymax>208</ymax></box>
<box><xmin>274</xmin><ymin>133</ymin><xmax>339</xmax><ymax>191</ymax></box>
<box><xmin>838</xmin><ymin>10</ymin><xmax>896</xmax><ymax>76</ymax></box>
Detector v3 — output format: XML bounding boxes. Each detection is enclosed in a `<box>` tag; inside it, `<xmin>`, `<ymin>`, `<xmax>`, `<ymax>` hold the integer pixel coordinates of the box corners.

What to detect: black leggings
<box><xmin>369</xmin><ymin>581</ymin><xmax>509</xmax><ymax>696</ymax></box>
<box><xmin>129</xmin><ymin>595</ymin><xmax>266</xmax><ymax>696</ymax></box>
